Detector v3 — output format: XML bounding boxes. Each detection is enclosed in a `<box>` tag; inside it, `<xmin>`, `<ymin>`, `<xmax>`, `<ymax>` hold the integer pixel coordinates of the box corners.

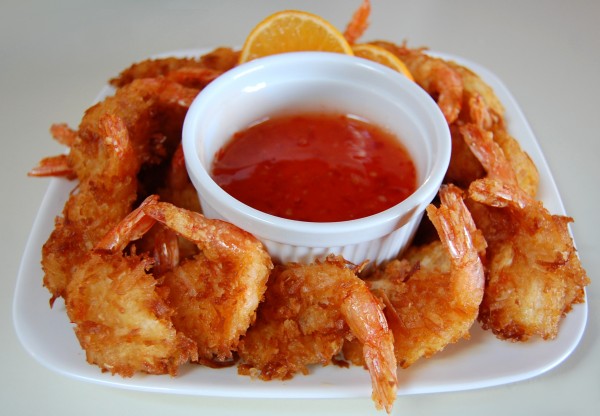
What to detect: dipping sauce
<box><xmin>211</xmin><ymin>113</ymin><xmax>417</xmax><ymax>222</ymax></box>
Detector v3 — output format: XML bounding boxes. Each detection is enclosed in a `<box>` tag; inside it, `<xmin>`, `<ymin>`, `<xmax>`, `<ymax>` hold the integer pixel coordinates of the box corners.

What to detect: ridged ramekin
<box><xmin>182</xmin><ymin>52</ymin><xmax>450</xmax><ymax>266</ymax></box>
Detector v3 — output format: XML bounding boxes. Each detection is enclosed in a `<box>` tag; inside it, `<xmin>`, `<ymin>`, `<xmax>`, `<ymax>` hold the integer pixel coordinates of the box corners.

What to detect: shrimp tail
<box><xmin>27</xmin><ymin>154</ymin><xmax>76</xmax><ymax>179</ymax></box>
<box><xmin>361</xmin><ymin>334</ymin><xmax>398</xmax><ymax>413</ymax></box>
<box><xmin>28</xmin><ymin>123</ymin><xmax>80</xmax><ymax>178</ymax></box>
<box><xmin>469</xmin><ymin>178</ymin><xmax>530</xmax><ymax>210</ymax></box>
<box><xmin>94</xmin><ymin>195</ymin><xmax>160</xmax><ymax>253</ymax></box>
<box><xmin>369</xmin><ymin>41</ymin><xmax>463</xmax><ymax>123</ymax></box>
<box><xmin>427</xmin><ymin>185</ymin><xmax>485</xmax><ymax>309</ymax></box>
<box><xmin>341</xmin><ymin>286</ymin><xmax>397</xmax><ymax>413</ymax></box>
<box><xmin>459</xmin><ymin>123</ymin><xmax>518</xmax><ymax>186</ymax></box>
<box><xmin>343</xmin><ymin>0</ymin><xmax>371</xmax><ymax>44</ymax></box>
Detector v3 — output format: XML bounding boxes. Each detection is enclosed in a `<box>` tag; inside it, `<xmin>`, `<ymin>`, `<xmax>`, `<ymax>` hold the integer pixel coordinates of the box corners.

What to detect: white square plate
<box><xmin>13</xmin><ymin>50</ymin><xmax>588</xmax><ymax>399</ymax></box>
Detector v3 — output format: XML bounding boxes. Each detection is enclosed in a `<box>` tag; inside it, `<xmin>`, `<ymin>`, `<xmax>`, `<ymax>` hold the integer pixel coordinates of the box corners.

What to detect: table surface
<box><xmin>2</xmin><ymin>1</ymin><xmax>599</xmax><ymax>415</ymax></box>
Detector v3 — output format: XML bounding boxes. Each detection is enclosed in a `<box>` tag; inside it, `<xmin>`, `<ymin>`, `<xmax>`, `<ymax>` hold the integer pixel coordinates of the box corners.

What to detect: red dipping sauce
<box><xmin>211</xmin><ymin>113</ymin><xmax>417</xmax><ymax>222</ymax></box>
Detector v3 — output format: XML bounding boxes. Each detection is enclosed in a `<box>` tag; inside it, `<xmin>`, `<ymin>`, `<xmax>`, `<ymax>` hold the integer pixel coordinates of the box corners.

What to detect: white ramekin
<box><xmin>182</xmin><ymin>52</ymin><xmax>450</xmax><ymax>266</ymax></box>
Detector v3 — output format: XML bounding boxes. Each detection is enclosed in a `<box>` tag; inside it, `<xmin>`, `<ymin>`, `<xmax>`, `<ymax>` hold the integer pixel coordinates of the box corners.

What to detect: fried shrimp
<box><xmin>451</xmin><ymin>63</ymin><xmax>505</xmax><ymax>127</ymax></box>
<box><xmin>63</xmin><ymin>195</ymin><xmax>198</xmax><ymax>377</ymax></box>
<box><xmin>65</xmin><ymin>252</ymin><xmax>198</xmax><ymax>377</ymax></box>
<box><xmin>142</xmin><ymin>201</ymin><xmax>273</xmax><ymax>363</ymax></box>
<box><xmin>444</xmin><ymin>123</ymin><xmax>487</xmax><ymax>189</ymax></box>
<box><xmin>462</xmin><ymin>124</ymin><xmax>589</xmax><ymax>341</ymax></box>
<box><xmin>355</xmin><ymin>185</ymin><xmax>485</xmax><ymax>368</ymax></box>
<box><xmin>79</xmin><ymin>78</ymin><xmax>199</xmax><ymax>166</ymax></box>
<box><xmin>371</xmin><ymin>41</ymin><xmax>464</xmax><ymax>124</ymax></box>
<box><xmin>34</xmin><ymin>78</ymin><xmax>200</xmax><ymax>304</ymax></box>
<box><xmin>491</xmin><ymin>124</ymin><xmax>539</xmax><ymax>198</ymax></box>
<box><xmin>444</xmin><ymin>60</ymin><xmax>539</xmax><ymax>197</ymax></box>
<box><xmin>238</xmin><ymin>256</ymin><xmax>397</xmax><ymax>413</ymax></box>
<box><xmin>109</xmin><ymin>47</ymin><xmax>239</xmax><ymax>88</ymax></box>
<box><xmin>95</xmin><ymin>196</ymin><xmax>273</xmax><ymax>363</ymax></box>
<box><xmin>40</xmin><ymin>115</ymin><xmax>139</xmax><ymax>304</ymax></box>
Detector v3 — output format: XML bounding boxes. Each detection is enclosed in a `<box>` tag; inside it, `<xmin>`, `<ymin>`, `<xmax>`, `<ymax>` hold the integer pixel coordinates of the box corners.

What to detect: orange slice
<box><xmin>239</xmin><ymin>10</ymin><xmax>354</xmax><ymax>64</ymax></box>
<box><xmin>352</xmin><ymin>43</ymin><xmax>414</xmax><ymax>81</ymax></box>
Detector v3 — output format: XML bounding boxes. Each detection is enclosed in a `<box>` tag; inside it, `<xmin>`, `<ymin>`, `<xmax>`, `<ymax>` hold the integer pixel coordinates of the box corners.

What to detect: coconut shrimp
<box><xmin>65</xmin><ymin>195</ymin><xmax>197</xmax><ymax>376</ymax></box>
<box><xmin>65</xmin><ymin>251</ymin><xmax>198</xmax><ymax>377</ymax></box>
<box><xmin>371</xmin><ymin>41</ymin><xmax>463</xmax><ymax>124</ymax></box>
<box><xmin>114</xmin><ymin>143</ymin><xmax>202</xmax><ymax>265</ymax></box>
<box><xmin>444</xmin><ymin>123</ymin><xmax>487</xmax><ymax>189</ymax></box>
<box><xmin>97</xmin><ymin>197</ymin><xmax>273</xmax><ymax>363</ymax></box>
<box><xmin>491</xmin><ymin>124</ymin><xmax>539</xmax><ymax>198</ymax></box>
<box><xmin>109</xmin><ymin>47</ymin><xmax>239</xmax><ymax>89</ymax></box>
<box><xmin>451</xmin><ymin>63</ymin><xmax>504</xmax><ymax>128</ymax></box>
<box><xmin>79</xmin><ymin>78</ymin><xmax>199</xmax><ymax>166</ymax></box>
<box><xmin>350</xmin><ymin>185</ymin><xmax>485</xmax><ymax>368</ymax></box>
<box><xmin>238</xmin><ymin>256</ymin><xmax>397</xmax><ymax>413</ymax></box>
<box><xmin>37</xmin><ymin>115</ymin><xmax>139</xmax><ymax>304</ymax></box>
<box><xmin>95</xmin><ymin>196</ymin><xmax>273</xmax><ymax>363</ymax></box>
<box><xmin>153</xmin><ymin>144</ymin><xmax>203</xmax><ymax>262</ymax></box>
<box><xmin>447</xmin><ymin>118</ymin><xmax>539</xmax><ymax>197</ymax></box>
<box><xmin>32</xmin><ymin>78</ymin><xmax>200</xmax><ymax>304</ymax></box>
<box><xmin>462</xmin><ymin>124</ymin><xmax>589</xmax><ymax>341</ymax></box>
<box><xmin>446</xmin><ymin>61</ymin><xmax>539</xmax><ymax>197</ymax></box>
